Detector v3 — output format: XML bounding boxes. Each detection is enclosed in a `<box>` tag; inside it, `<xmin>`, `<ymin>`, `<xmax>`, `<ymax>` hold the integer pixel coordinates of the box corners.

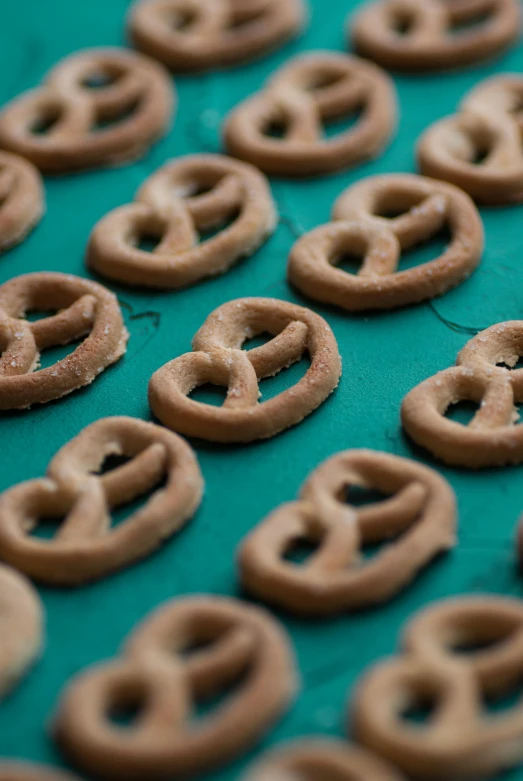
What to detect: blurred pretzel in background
<box><xmin>0</xmin><ymin>151</ymin><xmax>44</xmax><ymax>253</ymax></box>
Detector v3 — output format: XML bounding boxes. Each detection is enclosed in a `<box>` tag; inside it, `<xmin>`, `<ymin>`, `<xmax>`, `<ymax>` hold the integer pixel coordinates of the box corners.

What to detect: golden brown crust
<box><xmin>0</xmin><ymin>48</ymin><xmax>174</xmax><ymax>174</ymax></box>
<box><xmin>288</xmin><ymin>173</ymin><xmax>483</xmax><ymax>311</ymax></box>
<box><xmin>148</xmin><ymin>297</ymin><xmax>341</xmax><ymax>442</ymax></box>
<box><xmin>0</xmin><ymin>764</ymin><xmax>81</xmax><ymax>781</ymax></box>
<box><xmin>87</xmin><ymin>154</ymin><xmax>277</xmax><ymax>289</ymax></box>
<box><xmin>0</xmin><ymin>151</ymin><xmax>44</xmax><ymax>253</ymax></box>
<box><xmin>54</xmin><ymin>595</ymin><xmax>297</xmax><ymax>780</ymax></box>
<box><xmin>223</xmin><ymin>52</ymin><xmax>397</xmax><ymax>177</ymax></box>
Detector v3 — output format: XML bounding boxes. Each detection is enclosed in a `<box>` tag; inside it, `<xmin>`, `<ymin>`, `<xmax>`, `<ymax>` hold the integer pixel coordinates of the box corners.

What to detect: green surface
<box><xmin>1</xmin><ymin>1</ymin><xmax>523</xmax><ymax>778</ymax></box>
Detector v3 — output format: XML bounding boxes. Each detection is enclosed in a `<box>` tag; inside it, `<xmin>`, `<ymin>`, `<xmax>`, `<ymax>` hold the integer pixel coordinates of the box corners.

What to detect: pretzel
<box><xmin>128</xmin><ymin>0</ymin><xmax>306</xmax><ymax>72</ymax></box>
<box><xmin>0</xmin><ymin>563</ymin><xmax>42</xmax><ymax>699</ymax></box>
<box><xmin>0</xmin><ymin>416</ymin><xmax>203</xmax><ymax>585</ymax></box>
<box><xmin>0</xmin><ymin>151</ymin><xmax>44</xmax><ymax>253</ymax></box>
<box><xmin>87</xmin><ymin>154</ymin><xmax>277</xmax><ymax>289</ymax></box>
<box><xmin>401</xmin><ymin>320</ymin><xmax>523</xmax><ymax>468</ymax></box>
<box><xmin>0</xmin><ymin>765</ymin><xmax>81</xmax><ymax>781</ymax></box>
<box><xmin>239</xmin><ymin>449</ymin><xmax>456</xmax><ymax>616</ymax></box>
<box><xmin>0</xmin><ymin>48</ymin><xmax>174</xmax><ymax>174</ymax></box>
<box><xmin>149</xmin><ymin>297</ymin><xmax>341</xmax><ymax>442</ymax></box>
<box><xmin>223</xmin><ymin>52</ymin><xmax>397</xmax><ymax>177</ymax></box>
<box><xmin>350</xmin><ymin>0</ymin><xmax>521</xmax><ymax>72</ymax></box>
<box><xmin>54</xmin><ymin>595</ymin><xmax>297</xmax><ymax>780</ymax></box>
<box><xmin>0</xmin><ymin>272</ymin><xmax>128</xmax><ymax>409</ymax></box>
<box><xmin>353</xmin><ymin>596</ymin><xmax>523</xmax><ymax>779</ymax></box>
<box><xmin>418</xmin><ymin>75</ymin><xmax>523</xmax><ymax>204</ymax></box>
<box><xmin>242</xmin><ymin>739</ymin><xmax>406</xmax><ymax>780</ymax></box>
<box><xmin>288</xmin><ymin>174</ymin><xmax>483</xmax><ymax>311</ymax></box>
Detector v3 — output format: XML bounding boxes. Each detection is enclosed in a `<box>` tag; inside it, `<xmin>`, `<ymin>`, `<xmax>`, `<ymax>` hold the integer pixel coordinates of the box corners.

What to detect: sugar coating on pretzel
<box><xmin>148</xmin><ymin>297</ymin><xmax>341</xmax><ymax>443</ymax></box>
<box><xmin>0</xmin><ymin>765</ymin><xmax>82</xmax><ymax>781</ymax></box>
<box><xmin>128</xmin><ymin>0</ymin><xmax>307</xmax><ymax>72</ymax></box>
<box><xmin>239</xmin><ymin>449</ymin><xmax>456</xmax><ymax>616</ymax></box>
<box><xmin>0</xmin><ymin>271</ymin><xmax>128</xmax><ymax>410</ymax></box>
<box><xmin>0</xmin><ymin>416</ymin><xmax>203</xmax><ymax>585</ymax></box>
<box><xmin>223</xmin><ymin>51</ymin><xmax>397</xmax><ymax>177</ymax></box>
<box><xmin>87</xmin><ymin>154</ymin><xmax>277</xmax><ymax>289</ymax></box>
<box><xmin>0</xmin><ymin>48</ymin><xmax>174</xmax><ymax>173</ymax></box>
<box><xmin>54</xmin><ymin>595</ymin><xmax>298</xmax><ymax>780</ymax></box>
<box><xmin>288</xmin><ymin>173</ymin><xmax>483</xmax><ymax>311</ymax></box>
<box><xmin>0</xmin><ymin>151</ymin><xmax>44</xmax><ymax>253</ymax></box>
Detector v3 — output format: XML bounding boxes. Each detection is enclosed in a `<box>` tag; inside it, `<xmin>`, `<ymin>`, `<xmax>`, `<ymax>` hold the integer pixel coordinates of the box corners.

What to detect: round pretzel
<box><xmin>87</xmin><ymin>154</ymin><xmax>277</xmax><ymax>289</ymax></box>
<box><xmin>242</xmin><ymin>739</ymin><xmax>406</xmax><ymax>780</ymax></box>
<box><xmin>0</xmin><ymin>417</ymin><xmax>203</xmax><ymax>585</ymax></box>
<box><xmin>239</xmin><ymin>449</ymin><xmax>456</xmax><ymax>616</ymax></box>
<box><xmin>288</xmin><ymin>174</ymin><xmax>483</xmax><ymax>311</ymax></box>
<box><xmin>0</xmin><ymin>48</ymin><xmax>174</xmax><ymax>173</ymax></box>
<box><xmin>0</xmin><ymin>151</ymin><xmax>44</xmax><ymax>253</ymax></box>
<box><xmin>402</xmin><ymin>320</ymin><xmax>523</xmax><ymax>468</ymax></box>
<box><xmin>128</xmin><ymin>0</ymin><xmax>306</xmax><ymax>72</ymax></box>
<box><xmin>0</xmin><ymin>272</ymin><xmax>128</xmax><ymax>409</ymax></box>
<box><xmin>0</xmin><ymin>765</ymin><xmax>81</xmax><ymax>781</ymax></box>
<box><xmin>350</xmin><ymin>0</ymin><xmax>521</xmax><ymax>72</ymax></box>
<box><xmin>0</xmin><ymin>563</ymin><xmax>42</xmax><ymax>699</ymax></box>
<box><xmin>418</xmin><ymin>75</ymin><xmax>523</xmax><ymax>204</ymax></box>
<box><xmin>353</xmin><ymin>596</ymin><xmax>523</xmax><ymax>779</ymax></box>
<box><xmin>54</xmin><ymin>595</ymin><xmax>297</xmax><ymax>780</ymax></box>
<box><xmin>149</xmin><ymin>297</ymin><xmax>341</xmax><ymax>442</ymax></box>
<box><xmin>223</xmin><ymin>52</ymin><xmax>397</xmax><ymax>177</ymax></box>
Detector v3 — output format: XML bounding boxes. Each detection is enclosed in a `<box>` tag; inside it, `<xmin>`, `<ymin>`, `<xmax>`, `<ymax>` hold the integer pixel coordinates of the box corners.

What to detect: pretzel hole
<box><xmin>93</xmin><ymin>97</ymin><xmax>142</xmax><ymax>131</ymax></box>
<box><xmin>198</xmin><ymin>208</ymin><xmax>241</xmax><ymax>243</ymax></box>
<box><xmin>189</xmin><ymin>384</ymin><xmax>229</xmax><ymax>407</ymax></box>
<box><xmin>227</xmin><ymin>6</ymin><xmax>266</xmax><ymax>30</ymax></box>
<box><xmin>400</xmin><ymin>691</ymin><xmax>438</xmax><ymax>725</ymax></box>
<box><xmin>283</xmin><ymin>536</ymin><xmax>320</xmax><ymax>564</ymax></box>
<box><xmin>445</xmin><ymin>400</ymin><xmax>479</xmax><ymax>425</ymax></box>
<box><xmin>258</xmin><ymin>354</ymin><xmax>311</xmax><ymax>400</ymax></box>
<box><xmin>372</xmin><ymin>190</ymin><xmax>426</xmax><ymax>219</ymax></box>
<box><xmin>31</xmin><ymin>106</ymin><xmax>62</xmax><ymax>135</ymax></box>
<box><xmin>169</xmin><ymin>8</ymin><xmax>198</xmax><ymax>30</ymax></box>
<box><xmin>28</xmin><ymin>515</ymin><xmax>65</xmax><ymax>540</ymax></box>
<box><xmin>496</xmin><ymin>356</ymin><xmax>523</xmax><ymax>370</ymax></box>
<box><xmin>135</xmin><ymin>232</ymin><xmax>163</xmax><ymax>253</ymax></box>
<box><xmin>264</xmin><ymin>119</ymin><xmax>288</xmax><ymax>139</ymax></box>
<box><xmin>82</xmin><ymin>68</ymin><xmax>123</xmax><ymax>89</ymax></box>
<box><xmin>390</xmin><ymin>9</ymin><xmax>417</xmax><ymax>35</ymax></box>
<box><xmin>397</xmin><ymin>226</ymin><xmax>452</xmax><ymax>271</ymax></box>
<box><xmin>482</xmin><ymin>675</ymin><xmax>523</xmax><ymax>714</ymax></box>
<box><xmin>193</xmin><ymin>659</ymin><xmax>254</xmax><ymax>720</ymax></box>
<box><xmin>107</xmin><ymin>683</ymin><xmax>147</xmax><ymax>728</ymax></box>
<box><xmin>450</xmin><ymin>9</ymin><xmax>491</xmax><ymax>34</ymax></box>
<box><xmin>323</xmin><ymin>107</ymin><xmax>364</xmax><ymax>139</ymax></box>
<box><xmin>345</xmin><ymin>485</ymin><xmax>389</xmax><ymax>507</ymax></box>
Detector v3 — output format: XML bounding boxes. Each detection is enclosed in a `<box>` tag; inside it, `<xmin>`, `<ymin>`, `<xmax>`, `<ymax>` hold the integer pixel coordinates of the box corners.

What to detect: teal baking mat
<box><xmin>1</xmin><ymin>1</ymin><xmax>523</xmax><ymax>778</ymax></box>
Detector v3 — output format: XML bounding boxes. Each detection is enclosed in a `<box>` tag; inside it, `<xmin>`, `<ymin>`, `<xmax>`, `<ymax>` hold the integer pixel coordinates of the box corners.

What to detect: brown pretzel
<box><xmin>0</xmin><ymin>48</ymin><xmax>174</xmax><ymax>174</ymax></box>
<box><xmin>0</xmin><ymin>765</ymin><xmax>81</xmax><ymax>781</ymax></box>
<box><xmin>0</xmin><ymin>417</ymin><xmax>203</xmax><ymax>585</ymax></box>
<box><xmin>0</xmin><ymin>151</ymin><xmax>44</xmax><ymax>253</ymax></box>
<box><xmin>0</xmin><ymin>272</ymin><xmax>128</xmax><ymax>409</ymax></box>
<box><xmin>223</xmin><ymin>52</ymin><xmax>397</xmax><ymax>177</ymax></box>
<box><xmin>239</xmin><ymin>449</ymin><xmax>456</xmax><ymax>616</ymax></box>
<box><xmin>288</xmin><ymin>174</ymin><xmax>483</xmax><ymax>311</ymax></box>
<box><xmin>418</xmin><ymin>75</ymin><xmax>523</xmax><ymax>204</ymax></box>
<box><xmin>242</xmin><ymin>739</ymin><xmax>406</xmax><ymax>780</ymax></box>
<box><xmin>149</xmin><ymin>297</ymin><xmax>341</xmax><ymax>443</ymax></box>
<box><xmin>54</xmin><ymin>595</ymin><xmax>297</xmax><ymax>780</ymax></box>
<box><xmin>350</xmin><ymin>0</ymin><xmax>520</xmax><ymax>72</ymax></box>
<box><xmin>87</xmin><ymin>154</ymin><xmax>276</xmax><ymax>289</ymax></box>
<box><xmin>353</xmin><ymin>596</ymin><xmax>523</xmax><ymax>779</ymax></box>
<box><xmin>0</xmin><ymin>563</ymin><xmax>42</xmax><ymax>698</ymax></box>
<box><xmin>402</xmin><ymin>320</ymin><xmax>523</xmax><ymax>468</ymax></box>
<box><xmin>128</xmin><ymin>0</ymin><xmax>306</xmax><ymax>72</ymax></box>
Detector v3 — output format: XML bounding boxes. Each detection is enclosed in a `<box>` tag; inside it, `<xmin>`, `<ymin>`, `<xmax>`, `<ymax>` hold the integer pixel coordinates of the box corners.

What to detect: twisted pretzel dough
<box><xmin>0</xmin><ymin>417</ymin><xmax>203</xmax><ymax>585</ymax></box>
<box><xmin>418</xmin><ymin>75</ymin><xmax>523</xmax><ymax>204</ymax></box>
<box><xmin>350</xmin><ymin>0</ymin><xmax>520</xmax><ymax>72</ymax></box>
<box><xmin>54</xmin><ymin>595</ymin><xmax>297</xmax><ymax>780</ymax></box>
<box><xmin>223</xmin><ymin>52</ymin><xmax>397</xmax><ymax>177</ymax></box>
<box><xmin>0</xmin><ymin>272</ymin><xmax>128</xmax><ymax>409</ymax></box>
<box><xmin>128</xmin><ymin>0</ymin><xmax>306</xmax><ymax>72</ymax></box>
<box><xmin>149</xmin><ymin>297</ymin><xmax>341</xmax><ymax>442</ymax></box>
<box><xmin>0</xmin><ymin>151</ymin><xmax>44</xmax><ymax>254</ymax></box>
<box><xmin>0</xmin><ymin>48</ymin><xmax>174</xmax><ymax>173</ymax></box>
<box><xmin>288</xmin><ymin>173</ymin><xmax>483</xmax><ymax>311</ymax></box>
<box><xmin>0</xmin><ymin>766</ymin><xmax>81</xmax><ymax>781</ymax></box>
<box><xmin>402</xmin><ymin>321</ymin><xmax>523</xmax><ymax>468</ymax></box>
<box><xmin>353</xmin><ymin>596</ymin><xmax>523</xmax><ymax>779</ymax></box>
<box><xmin>239</xmin><ymin>449</ymin><xmax>456</xmax><ymax>616</ymax></box>
<box><xmin>87</xmin><ymin>154</ymin><xmax>276</xmax><ymax>289</ymax></box>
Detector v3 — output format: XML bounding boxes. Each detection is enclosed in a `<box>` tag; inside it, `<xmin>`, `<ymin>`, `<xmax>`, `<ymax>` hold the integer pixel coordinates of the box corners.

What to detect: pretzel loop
<box><xmin>0</xmin><ymin>151</ymin><xmax>44</xmax><ymax>252</ymax></box>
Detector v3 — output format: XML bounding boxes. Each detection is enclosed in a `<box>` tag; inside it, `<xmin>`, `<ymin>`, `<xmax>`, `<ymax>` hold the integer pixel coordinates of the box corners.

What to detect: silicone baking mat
<box><xmin>1</xmin><ymin>0</ymin><xmax>523</xmax><ymax>778</ymax></box>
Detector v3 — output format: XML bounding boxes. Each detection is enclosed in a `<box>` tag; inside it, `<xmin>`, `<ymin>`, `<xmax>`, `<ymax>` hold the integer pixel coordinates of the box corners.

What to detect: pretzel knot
<box><xmin>353</xmin><ymin>596</ymin><xmax>523</xmax><ymax>779</ymax></box>
<box><xmin>223</xmin><ymin>52</ymin><xmax>397</xmax><ymax>177</ymax></box>
<box><xmin>239</xmin><ymin>450</ymin><xmax>456</xmax><ymax>616</ymax></box>
<box><xmin>0</xmin><ymin>48</ymin><xmax>174</xmax><ymax>174</ymax></box>
<box><xmin>418</xmin><ymin>75</ymin><xmax>523</xmax><ymax>204</ymax></box>
<box><xmin>148</xmin><ymin>297</ymin><xmax>341</xmax><ymax>443</ymax></box>
<box><xmin>87</xmin><ymin>154</ymin><xmax>277</xmax><ymax>289</ymax></box>
<box><xmin>288</xmin><ymin>173</ymin><xmax>483</xmax><ymax>311</ymax></box>
<box><xmin>128</xmin><ymin>0</ymin><xmax>306</xmax><ymax>72</ymax></box>
<box><xmin>0</xmin><ymin>417</ymin><xmax>203</xmax><ymax>585</ymax></box>
<box><xmin>350</xmin><ymin>0</ymin><xmax>521</xmax><ymax>72</ymax></box>
<box><xmin>54</xmin><ymin>596</ymin><xmax>297</xmax><ymax>780</ymax></box>
<box><xmin>0</xmin><ymin>151</ymin><xmax>44</xmax><ymax>253</ymax></box>
<box><xmin>0</xmin><ymin>272</ymin><xmax>128</xmax><ymax>410</ymax></box>
<box><xmin>402</xmin><ymin>321</ymin><xmax>523</xmax><ymax>468</ymax></box>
